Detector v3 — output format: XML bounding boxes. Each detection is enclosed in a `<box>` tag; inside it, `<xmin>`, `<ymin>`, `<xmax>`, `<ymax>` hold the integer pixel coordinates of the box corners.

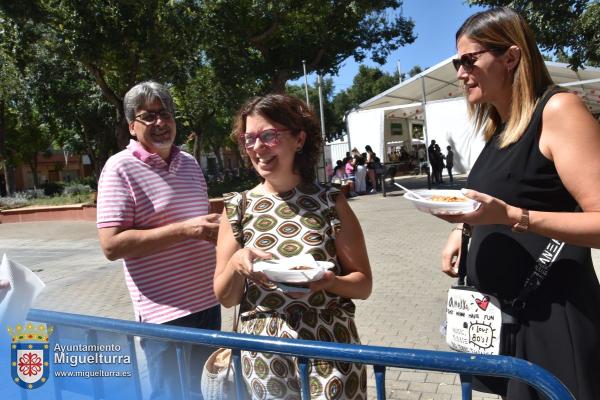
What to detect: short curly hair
<box><xmin>232</xmin><ymin>94</ymin><xmax>323</xmax><ymax>183</ymax></box>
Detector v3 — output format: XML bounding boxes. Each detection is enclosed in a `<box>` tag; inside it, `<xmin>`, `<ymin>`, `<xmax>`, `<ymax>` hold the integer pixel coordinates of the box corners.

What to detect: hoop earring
<box><xmin>296</xmin><ymin>147</ymin><xmax>303</xmax><ymax>154</ymax></box>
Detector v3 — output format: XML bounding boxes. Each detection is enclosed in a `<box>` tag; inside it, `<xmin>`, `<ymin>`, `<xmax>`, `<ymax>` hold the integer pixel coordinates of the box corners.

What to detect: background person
<box><xmin>445</xmin><ymin>145</ymin><xmax>454</xmax><ymax>183</ymax></box>
<box><xmin>433</xmin><ymin>143</ymin><xmax>445</xmax><ymax>184</ymax></box>
<box><xmin>214</xmin><ymin>94</ymin><xmax>372</xmax><ymax>399</ymax></box>
<box><xmin>354</xmin><ymin>154</ymin><xmax>367</xmax><ymax>194</ymax></box>
<box><xmin>96</xmin><ymin>81</ymin><xmax>221</xmax><ymax>400</ymax></box>
<box><xmin>428</xmin><ymin>140</ymin><xmax>442</xmax><ymax>184</ymax></box>
<box><xmin>345</xmin><ymin>156</ymin><xmax>358</xmax><ymax>196</ymax></box>
<box><xmin>365</xmin><ymin>144</ymin><xmax>378</xmax><ymax>193</ymax></box>
<box><xmin>438</xmin><ymin>8</ymin><xmax>600</xmax><ymax>400</ymax></box>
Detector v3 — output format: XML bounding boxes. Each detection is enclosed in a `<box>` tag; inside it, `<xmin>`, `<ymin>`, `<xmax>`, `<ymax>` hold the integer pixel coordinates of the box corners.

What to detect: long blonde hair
<box><xmin>456</xmin><ymin>7</ymin><xmax>553</xmax><ymax>148</ymax></box>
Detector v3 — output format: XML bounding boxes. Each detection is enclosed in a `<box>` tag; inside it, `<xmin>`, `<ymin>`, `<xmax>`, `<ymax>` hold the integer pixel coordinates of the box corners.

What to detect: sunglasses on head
<box><xmin>452</xmin><ymin>49</ymin><xmax>491</xmax><ymax>72</ymax></box>
<box><xmin>135</xmin><ymin>110</ymin><xmax>173</xmax><ymax>125</ymax></box>
<box><xmin>243</xmin><ymin>128</ymin><xmax>289</xmax><ymax>149</ymax></box>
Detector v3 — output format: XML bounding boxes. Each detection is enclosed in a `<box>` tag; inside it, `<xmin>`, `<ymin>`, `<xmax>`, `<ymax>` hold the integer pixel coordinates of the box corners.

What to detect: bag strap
<box><xmin>457</xmin><ymin>224</ymin><xmax>471</xmax><ymax>286</ymax></box>
<box><xmin>457</xmin><ymin>223</ymin><xmax>566</xmax><ymax>311</ymax></box>
<box><xmin>223</xmin><ymin>191</ymin><xmax>249</xmax><ymax>379</ymax></box>
<box><xmin>232</xmin><ymin>190</ymin><xmax>248</xmax><ymax>330</ymax></box>
<box><xmin>236</xmin><ymin>190</ymin><xmax>248</xmax><ymax>247</ymax></box>
<box><xmin>225</xmin><ymin>291</ymin><xmax>244</xmax><ymax>378</ymax></box>
<box><xmin>511</xmin><ymin>239</ymin><xmax>564</xmax><ymax>310</ymax></box>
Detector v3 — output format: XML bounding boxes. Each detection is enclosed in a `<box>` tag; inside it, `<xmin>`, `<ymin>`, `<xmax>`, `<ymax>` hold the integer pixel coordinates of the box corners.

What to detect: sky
<box><xmin>291</xmin><ymin>0</ymin><xmax>487</xmax><ymax>94</ymax></box>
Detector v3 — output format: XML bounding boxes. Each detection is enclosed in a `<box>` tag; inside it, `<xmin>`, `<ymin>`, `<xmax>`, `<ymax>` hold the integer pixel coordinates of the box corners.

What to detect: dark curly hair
<box><xmin>231</xmin><ymin>94</ymin><xmax>323</xmax><ymax>183</ymax></box>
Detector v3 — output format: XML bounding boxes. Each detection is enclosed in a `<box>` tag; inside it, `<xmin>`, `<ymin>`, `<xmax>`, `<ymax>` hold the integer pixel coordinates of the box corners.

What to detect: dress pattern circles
<box><xmin>223</xmin><ymin>182</ymin><xmax>367</xmax><ymax>400</ymax></box>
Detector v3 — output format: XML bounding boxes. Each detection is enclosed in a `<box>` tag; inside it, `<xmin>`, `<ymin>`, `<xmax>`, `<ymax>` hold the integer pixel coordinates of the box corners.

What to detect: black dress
<box><xmin>466</xmin><ymin>89</ymin><xmax>600</xmax><ymax>400</ymax></box>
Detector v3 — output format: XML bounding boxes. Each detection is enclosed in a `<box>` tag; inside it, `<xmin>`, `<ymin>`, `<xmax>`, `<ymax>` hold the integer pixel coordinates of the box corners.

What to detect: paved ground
<box><xmin>1</xmin><ymin>174</ymin><xmax>598</xmax><ymax>400</ymax></box>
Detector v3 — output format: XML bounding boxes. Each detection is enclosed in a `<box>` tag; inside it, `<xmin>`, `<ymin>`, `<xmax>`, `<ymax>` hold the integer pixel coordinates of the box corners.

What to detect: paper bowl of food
<box><xmin>253</xmin><ymin>254</ymin><xmax>335</xmax><ymax>283</ymax></box>
<box><xmin>403</xmin><ymin>189</ymin><xmax>480</xmax><ymax>215</ymax></box>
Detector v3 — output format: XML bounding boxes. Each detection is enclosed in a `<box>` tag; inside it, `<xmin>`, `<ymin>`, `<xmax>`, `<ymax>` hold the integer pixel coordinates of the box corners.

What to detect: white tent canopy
<box><xmin>359</xmin><ymin>57</ymin><xmax>600</xmax><ymax>114</ymax></box>
<box><xmin>346</xmin><ymin>57</ymin><xmax>600</xmax><ymax>175</ymax></box>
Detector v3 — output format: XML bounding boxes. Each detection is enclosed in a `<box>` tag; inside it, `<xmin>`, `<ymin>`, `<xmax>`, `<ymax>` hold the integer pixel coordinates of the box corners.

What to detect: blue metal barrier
<box><xmin>27</xmin><ymin>308</ymin><xmax>574</xmax><ymax>400</ymax></box>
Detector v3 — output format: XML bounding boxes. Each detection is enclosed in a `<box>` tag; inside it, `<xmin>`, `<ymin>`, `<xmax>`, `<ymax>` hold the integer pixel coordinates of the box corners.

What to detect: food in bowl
<box><xmin>289</xmin><ymin>266</ymin><xmax>313</xmax><ymax>270</ymax></box>
<box><xmin>429</xmin><ymin>195</ymin><xmax>468</xmax><ymax>202</ymax></box>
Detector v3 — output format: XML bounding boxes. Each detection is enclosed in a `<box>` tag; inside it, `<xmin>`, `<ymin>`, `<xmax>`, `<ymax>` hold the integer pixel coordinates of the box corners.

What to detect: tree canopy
<box><xmin>468</xmin><ymin>0</ymin><xmax>600</xmax><ymax>68</ymax></box>
<box><xmin>0</xmin><ymin>1</ymin><xmax>419</xmax><ymax>192</ymax></box>
<box><xmin>196</xmin><ymin>0</ymin><xmax>416</xmax><ymax>92</ymax></box>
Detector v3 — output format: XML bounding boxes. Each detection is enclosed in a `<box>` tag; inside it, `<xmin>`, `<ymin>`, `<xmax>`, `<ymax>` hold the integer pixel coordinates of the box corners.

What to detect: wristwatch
<box><xmin>511</xmin><ymin>208</ymin><xmax>530</xmax><ymax>233</ymax></box>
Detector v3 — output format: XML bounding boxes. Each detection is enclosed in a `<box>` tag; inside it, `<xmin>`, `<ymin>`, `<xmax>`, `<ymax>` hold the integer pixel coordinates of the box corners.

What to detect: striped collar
<box><xmin>127</xmin><ymin>139</ymin><xmax>181</xmax><ymax>166</ymax></box>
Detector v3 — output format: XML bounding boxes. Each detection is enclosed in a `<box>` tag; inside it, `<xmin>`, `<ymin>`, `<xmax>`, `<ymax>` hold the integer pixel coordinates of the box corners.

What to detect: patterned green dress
<box><xmin>223</xmin><ymin>182</ymin><xmax>367</xmax><ymax>400</ymax></box>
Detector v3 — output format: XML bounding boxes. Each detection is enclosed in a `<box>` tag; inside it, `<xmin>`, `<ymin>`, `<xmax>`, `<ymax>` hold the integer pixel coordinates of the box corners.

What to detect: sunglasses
<box><xmin>452</xmin><ymin>49</ymin><xmax>491</xmax><ymax>72</ymax></box>
<box><xmin>243</xmin><ymin>128</ymin><xmax>288</xmax><ymax>149</ymax></box>
<box><xmin>135</xmin><ymin>110</ymin><xmax>173</xmax><ymax>125</ymax></box>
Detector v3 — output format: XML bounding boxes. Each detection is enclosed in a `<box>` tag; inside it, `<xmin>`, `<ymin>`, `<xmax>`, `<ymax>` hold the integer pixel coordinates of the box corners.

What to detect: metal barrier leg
<box><xmin>298</xmin><ymin>357</ymin><xmax>310</xmax><ymax>400</ymax></box>
<box><xmin>20</xmin><ymin>385</ymin><xmax>28</xmax><ymax>400</ymax></box>
<box><xmin>373</xmin><ymin>365</ymin><xmax>386</xmax><ymax>400</ymax></box>
<box><xmin>52</xmin><ymin>327</ymin><xmax>64</xmax><ymax>400</ymax></box>
<box><xmin>232</xmin><ymin>349</ymin><xmax>245</xmax><ymax>400</ymax></box>
<box><xmin>175</xmin><ymin>344</ymin><xmax>190</xmax><ymax>400</ymax></box>
<box><xmin>126</xmin><ymin>335</ymin><xmax>143</xmax><ymax>400</ymax></box>
<box><xmin>87</xmin><ymin>330</ymin><xmax>105</xmax><ymax>400</ymax></box>
<box><xmin>460</xmin><ymin>374</ymin><xmax>472</xmax><ymax>400</ymax></box>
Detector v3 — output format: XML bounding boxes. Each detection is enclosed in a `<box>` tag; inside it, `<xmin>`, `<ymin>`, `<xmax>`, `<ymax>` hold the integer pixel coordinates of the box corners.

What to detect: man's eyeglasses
<box><xmin>134</xmin><ymin>110</ymin><xmax>173</xmax><ymax>125</ymax></box>
<box><xmin>452</xmin><ymin>49</ymin><xmax>491</xmax><ymax>72</ymax></box>
<box><xmin>243</xmin><ymin>128</ymin><xmax>288</xmax><ymax>149</ymax></box>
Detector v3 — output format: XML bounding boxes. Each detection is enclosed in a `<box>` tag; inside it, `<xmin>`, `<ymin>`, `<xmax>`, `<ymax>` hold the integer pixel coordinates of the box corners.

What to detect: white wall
<box><xmin>346</xmin><ymin>108</ymin><xmax>385</xmax><ymax>158</ymax></box>
<box><xmin>424</xmin><ymin>98</ymin><xmax>485</xmax><ymax>174</ymax></box>
<box><xmin>325</xmin><ymin>141</ymin><xmax>350</xmax><ymax>164</ymax></box>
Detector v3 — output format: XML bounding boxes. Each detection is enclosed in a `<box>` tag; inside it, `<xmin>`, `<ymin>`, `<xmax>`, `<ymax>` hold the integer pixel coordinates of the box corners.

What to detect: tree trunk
<box><xmin>96</xmin><ymin>125</ymin><xmax>117</xmax><ymax>179</ymax></box>
<box><xmin>270</xmin><ymin>70</ymin><xmax>290</xmax><ymax>93</ymax></box>
<box><xmin>28</xmin><ymin>153</ymin><xmax>39</xmax><ymax>188</ymax></box>
<box><xmin>3</xmin><ymin>164</ymin><xmax>15</xmax><ymax>195</ymax></box>
<box><xmin>82</xmin><ymin>62</ymin><xmax>129</xmax><ymax>150</ymax></box>
<box><xmin>0</xmin><ymin>99</ymin><xmax>7</xmax><ymax>195</ymax></box>
<box><xmin>116</xmin><ymin>112</ymin><xmax>130</xmax><ymax>150</ymax></box>
<box><xmin>193</xmin><ymin>130</ymin><xmax>203</xmax><ymax>165</ymax></box>
<box><xmin>0</xmin><ymin>99</ymin><xmax>5</xmax><ymax>161</ymax></box>
<box><xmin>208</xmin><ymin>139</ymin><xmax>224</xmax><ymax>172</ymax></box>
<box><xmin>75</xmin><ymin>116</ymin><xmax>100</xmax><ymax>181</ymax></box>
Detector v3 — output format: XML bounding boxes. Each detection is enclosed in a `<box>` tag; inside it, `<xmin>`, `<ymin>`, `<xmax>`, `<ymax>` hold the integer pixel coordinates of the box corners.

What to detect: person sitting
<box><xmin>354</xmin><ymin>154</ymin><xmax>367</xmax><ymax>194</ymax></box>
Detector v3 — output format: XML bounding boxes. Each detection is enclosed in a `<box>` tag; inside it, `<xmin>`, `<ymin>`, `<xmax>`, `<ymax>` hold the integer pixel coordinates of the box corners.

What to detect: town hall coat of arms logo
<box><xmin>8</xmin><ymin>323</ymin><xmax>53</xmax><ymax>389</ymax></box>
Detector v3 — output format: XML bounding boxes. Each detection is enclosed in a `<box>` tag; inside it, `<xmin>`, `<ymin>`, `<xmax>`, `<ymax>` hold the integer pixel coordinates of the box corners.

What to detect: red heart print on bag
<box><xmin>475</xmin><ymin>296</ymin><xmax>490</xmax><ymax>311</ymax></box>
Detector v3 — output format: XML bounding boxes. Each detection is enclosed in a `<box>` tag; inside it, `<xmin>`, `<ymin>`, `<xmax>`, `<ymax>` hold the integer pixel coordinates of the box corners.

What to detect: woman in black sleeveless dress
<box><xmin>438</xmin><ymin>8</ymin><xmax>600</xmax><ymax>400</ymax></box>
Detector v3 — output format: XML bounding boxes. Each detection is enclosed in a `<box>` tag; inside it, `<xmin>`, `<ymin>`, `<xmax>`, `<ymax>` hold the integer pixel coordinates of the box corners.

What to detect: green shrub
<box><xmin>42</xmin><ymin>181</ymin><xmax>65</xmax><ymax>196</ymax></box>
<box><xmin>207</xmin><ymin>174</ymin><xmax>259</xmax><ymax>198</ymax></box>
<box><xmin>63</xmin><ymin>183</ymin><xmax>92</xmax><ymax>196</ymax></box>
<box><xmin>78</xmin><ymin>176</ymin><xmax>98</xmax><ymax>191</ymax></box>
<box><xmin>15</xmin><ymin>189</ymin><xmax>45</xmax><ymax>199</ymax></box>
<box><xmin>0</xmin><ymin>196</ymin><xmax>31</xmax><ymax>209</ymax></box>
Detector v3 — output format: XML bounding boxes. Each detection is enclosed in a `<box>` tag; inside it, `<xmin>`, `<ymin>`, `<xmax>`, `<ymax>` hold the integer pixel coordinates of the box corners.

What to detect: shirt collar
<box><xmin>127</xmin><ymin>139</ymin><xmax>181</xmax><ymax>164</ymax></box>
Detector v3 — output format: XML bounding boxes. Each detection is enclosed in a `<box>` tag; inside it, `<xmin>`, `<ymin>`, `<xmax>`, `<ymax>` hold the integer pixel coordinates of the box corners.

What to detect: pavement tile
<box><xmin>425</xmin><ymin>373</ymin><xmax>456</xmax><ymax>384</ymax></box>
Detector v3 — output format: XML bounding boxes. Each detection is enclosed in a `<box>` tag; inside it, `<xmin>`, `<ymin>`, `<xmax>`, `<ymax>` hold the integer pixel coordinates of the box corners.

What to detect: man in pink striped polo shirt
<box><xmin>97</xmin><ymin>81</ymin><xmax>220</xmax><ymax>399</ymax></box>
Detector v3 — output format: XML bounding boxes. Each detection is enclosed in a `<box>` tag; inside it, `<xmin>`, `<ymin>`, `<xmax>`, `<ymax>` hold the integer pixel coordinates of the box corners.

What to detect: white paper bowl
<box><xmin>253</xmin><ymin>255</ymin><xmax>334</xmax><ymax>283</ymax></box>
<box><xmin>403</xmin><ymin>189</ymin><xmax>480</xmax><ymax>215</ymax></box>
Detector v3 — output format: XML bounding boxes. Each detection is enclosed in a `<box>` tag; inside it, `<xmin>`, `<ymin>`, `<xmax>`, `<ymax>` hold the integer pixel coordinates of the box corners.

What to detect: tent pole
<box><xmin>421</xmin><ymin>76</ymin><xmax>432</xmax><ymax>189</ymax></box>
<box><xmin>317</xmin><ymin>74</ymin><xmax>328</xmax><ymax>182</ymax></box>
<box><xmin>302</xmin><ymin>60</ymin><xmax>310</xmax><ymax>106</ymax></box>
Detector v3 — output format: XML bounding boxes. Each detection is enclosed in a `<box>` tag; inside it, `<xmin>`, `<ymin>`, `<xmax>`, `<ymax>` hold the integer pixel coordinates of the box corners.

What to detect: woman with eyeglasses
<box><xmin>214</xmin><ymin>94</ymin><xmax>372</xmax><ymax>399</ymax></box>
<box><xmin>437</xmin><ymin>7</ymin><xmax>600</xmax><ymax>400</ymax></box>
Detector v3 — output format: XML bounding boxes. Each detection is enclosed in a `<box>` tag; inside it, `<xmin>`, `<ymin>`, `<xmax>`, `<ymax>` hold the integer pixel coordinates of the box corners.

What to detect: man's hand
<box><xmin>181</xmin><ymin>213</ymin><xmax>221</xmax><ymax>243</ymax></box>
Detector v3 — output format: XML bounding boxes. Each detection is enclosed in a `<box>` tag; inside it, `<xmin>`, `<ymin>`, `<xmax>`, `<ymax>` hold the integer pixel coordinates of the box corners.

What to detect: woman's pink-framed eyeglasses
<box><xmin>243</xmin><ymin>128</ymin><xmax>289</xmax><ymax>149</ymax></box>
